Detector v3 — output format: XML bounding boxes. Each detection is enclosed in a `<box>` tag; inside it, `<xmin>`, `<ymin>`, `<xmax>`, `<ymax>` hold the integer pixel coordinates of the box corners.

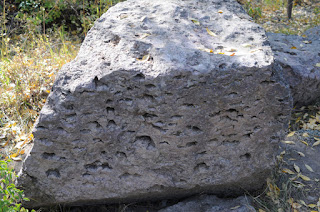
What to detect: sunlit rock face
<box><xmin>17</xmin><ymin>0</ymin><xmax>292</xmax><ymax>208</ymax></box>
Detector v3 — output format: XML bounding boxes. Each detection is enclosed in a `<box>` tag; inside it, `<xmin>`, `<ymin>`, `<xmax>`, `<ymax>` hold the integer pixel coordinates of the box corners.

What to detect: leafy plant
<box><xmin>0</xmin><ymin>160</ymin><xmax>34</xmax><ymax>212</ymax></box>
<box><xmin>12</xmin><ymin>0</ymin><xmax>125</xmax><ymax>35</ymax></box>
<box><xmin>244</xmin><ymin>1</ymin><xmax>262</xmax><ymax>19</ymax></box>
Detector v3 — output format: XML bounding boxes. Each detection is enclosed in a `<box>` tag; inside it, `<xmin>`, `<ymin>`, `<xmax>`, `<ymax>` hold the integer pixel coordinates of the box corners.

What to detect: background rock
<box><xmin>267</xmin><ymin>27</ymin><xmax>320</xmax><ymax>107</ymax></box>
<box><xmin>17</xmin><ymin>0</ymin><xmax>292</xmax><ymax>208</ymax></box>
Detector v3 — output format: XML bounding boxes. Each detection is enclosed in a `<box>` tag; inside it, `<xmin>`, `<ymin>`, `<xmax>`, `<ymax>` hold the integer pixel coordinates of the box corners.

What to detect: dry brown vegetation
<box><xmin>0</xmin><ymin>0</ymin><xmax>319</xmax><ymax>211</ymax></box>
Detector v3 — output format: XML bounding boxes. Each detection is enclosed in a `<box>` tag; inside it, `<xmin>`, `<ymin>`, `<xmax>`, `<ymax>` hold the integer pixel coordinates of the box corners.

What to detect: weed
<box><xmin>0</xmin><ymin>160</ymin><xmax>35</xmax><ymax>212</ymax></box>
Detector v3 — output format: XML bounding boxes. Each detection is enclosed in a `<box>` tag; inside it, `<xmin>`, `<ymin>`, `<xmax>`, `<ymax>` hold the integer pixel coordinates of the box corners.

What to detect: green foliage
<box><xmin>0</xmin><ymin>160</ymin><xmax>34</xmax><ymax>212</ymax></box>
<box><xmin>243</xmin><ymin>0</ymin><xmax>262</xmax><ymax>19</ymax></box>
<box><xmin>10</xmin><ymin>0</ymin><xmax>124</xmax><ymax>35</ymax></box>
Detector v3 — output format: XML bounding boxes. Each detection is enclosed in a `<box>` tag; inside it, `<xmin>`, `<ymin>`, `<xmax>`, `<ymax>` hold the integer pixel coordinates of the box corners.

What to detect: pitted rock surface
<box><xmin>18</xmin><ymin>0</ymin><xmax>292</xmax><ymax>207</ymax></box>
<box><xmin>267</xmin><ymin>27</ymin><xmax>320</xmax><ymax>107</ymax></box>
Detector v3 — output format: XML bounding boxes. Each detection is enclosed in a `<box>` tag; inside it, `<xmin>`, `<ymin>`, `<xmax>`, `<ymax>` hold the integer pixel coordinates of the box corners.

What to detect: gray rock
<box><xmin>17</xmin><ymin>0</ymin><xmax>292</xmax><ymax>208</ymax></box>
<box><xmin>159</xmin><ymin>195</ymin><xmax>255</xmax><ymax>212</ymax></box>
<box><xmin>304</xmin><ymin>26</ymin><xmax>320</xmax><ymax>41</ymax></box>
<box><xmin>267</xmin><ymin>27</ymin><xmax>320</xmax><ymax>107</ymax></box>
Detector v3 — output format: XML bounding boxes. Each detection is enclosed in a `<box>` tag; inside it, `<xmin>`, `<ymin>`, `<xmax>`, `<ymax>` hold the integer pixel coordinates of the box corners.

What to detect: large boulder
<box><xmin>267</xmin><ymin>26</ymin><xmax>320</xmax><ymax>107</ymax></box>
<box><xmin>18</xmin><ymin>0</ymin><xmax>292</xmax><ymax>208</ymax></box>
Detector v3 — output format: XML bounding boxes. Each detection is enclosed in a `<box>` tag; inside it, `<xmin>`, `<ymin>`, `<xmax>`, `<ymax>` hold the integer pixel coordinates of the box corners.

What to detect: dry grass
<box><xmin>0</xmin><ymin>0</ymin><xmax>320</xmax><ymax>211</ymax></box>
<box><xmin>0</xmin><ymin>30</ymin><xmax>80</xmax><ymax>159</ymax></box>
<box><xmin>240</xmin><ymin>0</ymin><xmax>320</xmax><ymax>35</ymax></box>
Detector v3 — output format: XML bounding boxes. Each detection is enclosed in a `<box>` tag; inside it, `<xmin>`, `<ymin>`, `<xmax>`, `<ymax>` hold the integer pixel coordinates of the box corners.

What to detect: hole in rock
<box><xmin>119</xmin><ymin>172</ymin><xmax>141</xmax><ymax>180</ymax></box>
<box><xmin>240</xmin><ymin>153</ymin><xmax>251</xmax><ymax>160</ymax></box>
<box><xmin>152</xmin><ymin>125</ymin><xmax>167</xmax><ymax>133</ymax></box>
<box><xmin>88</xmin><ymin>121</ymin><xmax>102</xmax><ymax>128</ymax></box>
<box><xmin>143</xmin><ymin>94</ymin><xmax>155</xmax><ymax>101</ymax></box>
<box><xmin>65</xmin><ymin>113</ymin><xmax>77</xmax><ymax>121</ymax></box>
<box><xmin>142</xmin><ymin>113</ymin><xmax>158</xmax><ymax>119</ymax></box>
<box><xmin>134</xmin><ymin>73</ymin><xmax>145</xmax><ymax>80</ymax></box>
<box><xmin>93</xmin><ymin>76</ymin><xmax>99</xmax><ymax>87</ymax></box>
<box><xmin>145</xmin><ymin>84</ymin><xmax>156</xmax><ymax>89</ymax></box>
<box><xmin>93</xmin><ymin>138</ymin><xmax>103</xmax><ymax>143</ymax></box>
<box><xmin>254</xmin><ymin>126</ymin><xmax>261</xmax><ymax>132</ymax></box>
<box><xmin>116</xmin><ymin>151</ymin><xmax>127</xmax><ymax>158</ymax></box>
<box><xmin>42</xmin><ymin>152</ymin><xmax>56</xmax><ymax>160</ymax></box>
<box><xmin>260</xmin><ymin>80</ymin><xmax>273</xmax><ymax>85</ymax></box>
<box><xmin>194</xmin><ymin>162</ymin><xmax>209</xmax><ymax>173</ymax></box>
<box><xmin>107</xmin><ymin>120</ymin><xmax>117</xmax><ymax>128</ymax></box>
<box><xmin>173</xmin><ymin>75</ymin><xmax>184</xmax><ymax>80</ymax></box>
<box><xmin>276</xmin><ymin>98</ymin><xmax>284</xmax><ymax>103</ymax></box>
<box><xmin>220</xmin><ymin>115</ymin><xmax>236</xmax><ymax>122</ymax></box>
<box><xmin>186</xmin><ymin>141</ymin><xmax>198</xmax><ymax>147</ymax></box>
<box><xmin>109</xmin><ymin>34</ymin><xmax>121</xmax><ymax>45</ymax></box>
<box><xmin>196</xmin><ymin>151</ymin><xmax>207</xmax><ymax>159</ymax></box>
<box><xmin>244</xmin><ymin>132</ymin><xmax>253</xmax><ymax>138</ymax></box>
<box><xmin>102</xmin><ymin>163</ymin><xmax>113</xmax><ymax>170</ymax></box>
<box><xmin>46</xmin><ymin>169</ymin><xmax>61</xmax><ymax>178</ymax></box>
<box><xmin>39</xmin><ymin>138</ymin><xmax>53</xmax><ymax>146</ymax></box>
<box><xmin>168</xmin><ymin>123</ymin><xmax>177</xmax><ymax>127</ymax></box>
<box><xmin>119</xmin><ymin>98</ymin><xmax>133</xmax><ymax>106</ymax></box>
<box><xmin>227</xmin><ymin>92</ymin><xmax>238</xmax><ymax>98</ymax></box>
<box><xmin>63</xmin><ymin>104</ymin><xmax>74</xmax><ymax>110</ymax></box>
<box><xmin>103</xmin><ymin>62</ymin><xmax>111</xmax><ymax>67</ymax></box>
<box><xmin>209</xmin><ymin>111</ymin><xmax>221</xmax><ymax>117</ymax></box>
<box><xmin>85</xmin><ymin>163</ymin><xmax>99</xmax><ymax>172</ymax></box>
<box><xmin>134</xmin><ymin>136</ymin><xmax>155</xmax><ymax>150</ymax></box>
<box><xmin>80</xmin><ymin>129</ymin><xmax>91</xmax><ymax>134</ymax></box>
<box><xmin>106</xmin><ymin>99</ymin><xmax>113</xmax><ymax>104</ymax></box>
<box><xmin>219</xmin><ymin>63</ymin><xmax>227</xmax><ymax>69</ymax></box>
<box><xmin>222</xmin><ymin>140</ymin><xmax>240</xmax><ymax>145</ymax></box>
<box><xmin>226</xmin><ymin>109</ymin><xmax>238</xmax><ymax>113</ymax></box>
<box><xmin>209</xmin><ymin>138</ymin><xmax>218</xmax><ymax>142</ymax></box>
<box><xmin>149</xmin><ymin>184</ymin><xmax>165</xmax><ymax>191</ymax></box>
<box><xmin>73</xmin><ymin>147</ymin><xmax>86</xmax><ymax>153</ymax></box>
<box><xmin>82</xmin><ymin>173</ymin><xmax>91</xmax><ymax>178</ymax></box>
<box><xmin>172</xmin><ymin>131</ymin><xmax>182</xmax><ymax>136</ymax></box>
<box><xmin>183</xmin><ymin>103</ymin><xmax>195</xmax><ymax>108</ymax></box>
<box><xmin>106</xmin><ymin>107</ymin><xmax>115</xmax><ymax>113</ymax></box>
<box><xmin>170</xmin><ymin>115</ymin><xmax>183</xmax><ymax>120</ymax></box>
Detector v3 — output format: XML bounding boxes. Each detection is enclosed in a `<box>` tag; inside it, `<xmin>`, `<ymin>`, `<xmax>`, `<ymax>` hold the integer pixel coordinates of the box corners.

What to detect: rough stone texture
<box><xmin>159</xmin><ymin>195</ymin><xmax>255</xmax><ymax>212</ymax></box>
<box><xmin>267</xmin><ymin>26</ymin><xmax>320</xmax><ymax>107</ymax></box>
<box><xmin>18</xmin><ymin>0</ymin><xmax>292</xmax><ymax>208</ymax></box>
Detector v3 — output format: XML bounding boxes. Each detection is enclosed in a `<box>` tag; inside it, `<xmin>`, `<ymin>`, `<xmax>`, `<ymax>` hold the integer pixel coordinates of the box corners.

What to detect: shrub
<box><xmin>0</xmin><ymin>160</ymin><xmax>34</xmax><ymax>212</ymax></box>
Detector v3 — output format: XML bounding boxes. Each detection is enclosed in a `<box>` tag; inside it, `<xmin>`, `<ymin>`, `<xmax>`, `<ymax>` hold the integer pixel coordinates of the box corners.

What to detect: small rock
<box><xmin>159</xmin><ymin>195</ymin><xmax>255</xmax><ymax>212</ymax></box>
